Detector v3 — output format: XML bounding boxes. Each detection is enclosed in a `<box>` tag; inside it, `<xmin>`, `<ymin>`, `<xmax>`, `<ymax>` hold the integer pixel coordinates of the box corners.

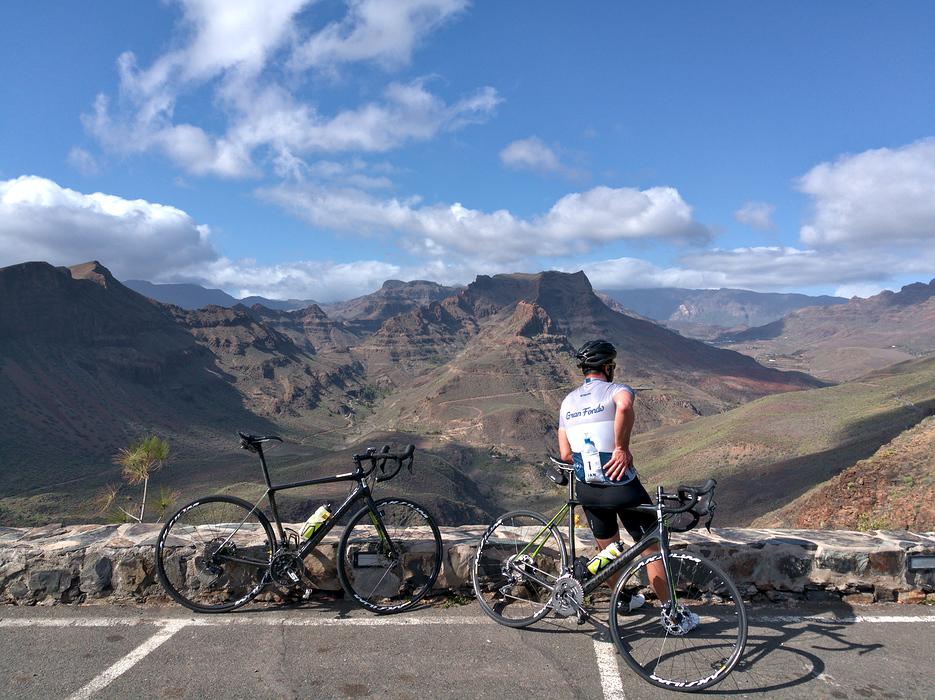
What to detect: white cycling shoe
<box><xmin>616</xmin><ymin>593</ymin><xmax>645</xmax><ymax>614</ymax></box>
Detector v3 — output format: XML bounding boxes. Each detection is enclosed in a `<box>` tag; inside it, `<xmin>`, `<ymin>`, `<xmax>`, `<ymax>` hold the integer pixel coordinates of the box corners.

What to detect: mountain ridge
<box><xmin>599</xmin><ymin>286</ymin><xmax>847</xmax><ymax>329</ymax></box>
<box><xmin>10</xmin><ymin>260</ymin><xmax>933</xmax><ymax>531</ymax></box>
<box><xmin>713</xmin><ymin>279</ymin><xmax>935</xmax><ymax>380</ymax></box>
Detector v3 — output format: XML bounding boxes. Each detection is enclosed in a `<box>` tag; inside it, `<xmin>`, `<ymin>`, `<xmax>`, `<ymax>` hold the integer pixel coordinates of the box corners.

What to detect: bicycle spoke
<box><xmin>610</xmin><ymin>552</ymin><xmax>747</xmax><ymax>691</ymax></box>
<box><xmin>156</xmin><ymin>496</ymin><xmax>274</xmax><ymax>613</ymax></box>
<box><xmin>472</xmin><ymin>511</ymin><xmax>567</xmax><ymax>628</ymax></box>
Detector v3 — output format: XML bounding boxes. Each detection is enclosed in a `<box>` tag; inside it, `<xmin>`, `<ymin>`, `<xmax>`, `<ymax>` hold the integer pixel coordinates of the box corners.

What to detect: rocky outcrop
<box><xmin>3</xmin><ymin>523</ymin><xmax>933</xmax><ymax>607</ymax></box>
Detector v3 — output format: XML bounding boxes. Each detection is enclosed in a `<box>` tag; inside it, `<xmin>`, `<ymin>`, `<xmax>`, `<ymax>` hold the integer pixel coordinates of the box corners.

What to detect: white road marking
<box><xmin>1</xmin><ymin>611</ymin><xmax>932</xmax><ymax>699</ymax></box>
<box><xmin>593</xmin><ymin>639</ymin><xmax>627</xmax><ymax>700</ymax></box>
<box><xmin>62</xmin><ymin>619</ymin><xmax>187</xmax><ymax>700</ymax></box>
<box><xmin>753</xmin><ymin>614</ymin><xmax>935</xmax><ymax>624</ymax></box>
<box><xmin>3</xmin><ymin>612</ymin><xmax>931</xmax><ymax>629</ymax></box>
<box><xmin>0</xmin><ymin>615</ymin><xmax>496</xmax><ymax>629</ymax></box>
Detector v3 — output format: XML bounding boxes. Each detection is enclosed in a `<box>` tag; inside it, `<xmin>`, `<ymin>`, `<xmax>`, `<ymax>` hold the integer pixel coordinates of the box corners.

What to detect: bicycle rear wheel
<box><xmin>472</xmin><ymin>510</ymin><xmax>568</xmax><ymax>628</ymax></box>
<box><xmin>337</xmin><ymin>498</ymin><xmax>442</xmax><ymax>613</ymax></box>
<box><xmin>609</xmin><ymin>551</ymin><xmax>747</xmax><ymax>692</ymax></box>
<box><xmin>155</xmin><ymin>495</ymin><xmax>275</xmax><ymax>613</ymax></box>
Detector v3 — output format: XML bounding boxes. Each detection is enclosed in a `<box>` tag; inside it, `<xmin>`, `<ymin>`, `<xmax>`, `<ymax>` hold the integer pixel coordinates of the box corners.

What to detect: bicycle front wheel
<box><xmin>155</xmin><ymin>495</ymin><xmax>275</xmax><ymax>613</ymax></box>
<box><xmin>337</xmin><ymin>498</ymin><xmax>442</xmax><ymax>613</ymax></box>
<box><xmin>609</xmin><ymin>551</ymin><xmax>747</xmax><ymax>692</ymax></box>
<box><xmin>472</xmin><ymin>510</ymin><xmax>568</xmax><ymax>628</ymax></box>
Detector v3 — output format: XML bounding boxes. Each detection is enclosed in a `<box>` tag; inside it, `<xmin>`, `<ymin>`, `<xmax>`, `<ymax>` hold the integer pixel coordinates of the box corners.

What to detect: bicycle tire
<box><xmin>155</xmin><ymin>495</ymin><xmax>275</xmax><ymax>613</ymax></box>
<box><xmin>336</xmin><ymin>498</ymin><xmax>442</xmax><ymax>613</ymax></box>
<box><xmin>472</xmin><ymin>510</ymin><xmax>568</xmax><ymax>628</ymax></box>
<box><xmin>609</xmin><ymin>551</ymin><xmax>747</xmax><ymax>692</ymax></box>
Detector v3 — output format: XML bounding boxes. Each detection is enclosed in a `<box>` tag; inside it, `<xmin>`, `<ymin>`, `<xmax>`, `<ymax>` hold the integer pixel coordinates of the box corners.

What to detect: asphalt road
<box><xmin>2</xmin><ymin>597</ymin><xmax>933</xmax><ymax>700</ymax></box>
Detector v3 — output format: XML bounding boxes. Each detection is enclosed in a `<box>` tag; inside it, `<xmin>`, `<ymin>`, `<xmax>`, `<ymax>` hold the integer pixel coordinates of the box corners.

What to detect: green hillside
<box><xmin>630</xmin><ymin>356</ymin><xmax>935</xmax><ymax>526</ymax></box>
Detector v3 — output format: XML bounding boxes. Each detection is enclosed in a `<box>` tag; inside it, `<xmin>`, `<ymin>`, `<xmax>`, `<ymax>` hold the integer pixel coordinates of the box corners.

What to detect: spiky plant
<box><xmin>112</xmin><ymin>435</ymin><xmax>170</xmax><ymax>522</ymax></box>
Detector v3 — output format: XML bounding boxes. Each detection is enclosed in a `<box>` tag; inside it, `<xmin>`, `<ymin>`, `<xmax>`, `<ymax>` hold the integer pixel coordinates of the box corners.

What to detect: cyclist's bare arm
<box><xmin>603</xmin><ymin>389</ymin><xmax>634</xmax><ymax>481</ymax></box>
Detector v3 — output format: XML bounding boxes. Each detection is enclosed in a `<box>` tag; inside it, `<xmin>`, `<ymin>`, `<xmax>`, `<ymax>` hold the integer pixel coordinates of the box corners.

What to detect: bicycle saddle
<box><xmin>546</xmin><ymin>455</ymin><xmax>573</xmax><ymax>485</ymax></box>
<box><xmin>238</xmin><ymin>432</ymin><xmax>283</xmax><ymax>452</ymax></box>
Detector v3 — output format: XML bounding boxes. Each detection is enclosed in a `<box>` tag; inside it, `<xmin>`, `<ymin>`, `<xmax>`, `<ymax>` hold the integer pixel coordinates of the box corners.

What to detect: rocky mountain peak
<box><xmin>510</xmin><ymin>301</ymin><xmax>554</xmax><ymax>337</ymax></box>
<box><xmin>0</xmin><ymin>260</ymin><xmax>177</xmax><ymax>344</ymax></box>
<box><xmin>874</xmin><ymin>279</ymin><xmax>935</xmax><ymax>306</ymax></box>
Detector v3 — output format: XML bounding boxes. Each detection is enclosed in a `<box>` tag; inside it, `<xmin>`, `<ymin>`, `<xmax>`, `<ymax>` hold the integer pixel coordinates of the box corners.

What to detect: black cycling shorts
<box><xmin>576</xmin><ymin>476</ymin><xmax>655</xmax><ymax>541</ymax></box>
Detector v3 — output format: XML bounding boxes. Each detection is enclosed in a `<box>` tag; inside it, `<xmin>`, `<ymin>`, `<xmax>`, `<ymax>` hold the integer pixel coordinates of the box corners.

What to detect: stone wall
<box><xmin>2</xmin><ymin>523</ymin><xmax>934</xmax><ymax>606</ymax></box>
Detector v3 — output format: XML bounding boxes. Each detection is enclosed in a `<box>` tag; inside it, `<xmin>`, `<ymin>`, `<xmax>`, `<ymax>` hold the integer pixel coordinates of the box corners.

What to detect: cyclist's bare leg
<box><xmin>596</xmin><ymin>536</ymin><xmax>668</xmax><ymax>603</ymax></box>
<box><xmin>644</xmin><ymin>546</ymin><xmax>669</xmax><ymax>602</ymax></box>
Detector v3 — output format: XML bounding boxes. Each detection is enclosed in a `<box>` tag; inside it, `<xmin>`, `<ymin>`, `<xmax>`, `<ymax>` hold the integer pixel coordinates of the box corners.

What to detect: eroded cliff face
<box><xmin>0</xmin><ymin>262</ymin><xmax>357</xmax><ymax>498</ymax></box>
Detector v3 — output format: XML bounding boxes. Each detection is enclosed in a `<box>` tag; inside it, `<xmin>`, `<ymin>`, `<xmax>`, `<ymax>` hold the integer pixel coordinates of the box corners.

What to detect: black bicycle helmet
<box><xmin>574</xmin><ymin>339</ymin><xmax>617</xmax><ymax>369</ymax></box>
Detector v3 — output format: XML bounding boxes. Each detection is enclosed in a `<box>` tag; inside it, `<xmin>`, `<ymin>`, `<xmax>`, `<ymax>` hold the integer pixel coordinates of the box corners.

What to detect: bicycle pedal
<box><xmin>576</xmin><ymin>610</ymin><xmax>590</xmax><ymax>625</ymax></box>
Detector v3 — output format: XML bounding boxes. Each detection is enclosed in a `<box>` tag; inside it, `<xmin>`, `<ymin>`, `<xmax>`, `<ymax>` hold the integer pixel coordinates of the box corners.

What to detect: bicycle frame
<box><xmin>236</xmin><ymin>441</ymin><xmax>395</xmax><ymax>561</ymax></box>
<box><xmin>510</xmin><ymin>465</ymin><xmax>678</xmax><ymax>606</ymax></box>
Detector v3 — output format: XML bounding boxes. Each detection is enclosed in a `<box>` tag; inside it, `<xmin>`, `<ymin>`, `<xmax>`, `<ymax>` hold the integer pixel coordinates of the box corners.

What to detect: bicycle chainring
<box><xmin>550</xmin><ymin>574</ymin><xmax>584</xmax><ymax>617</ymax></box>
<box><xmin>269</xmin><ymin>551</ymin><xmax>307</xmax><ymax>588</ymax></box>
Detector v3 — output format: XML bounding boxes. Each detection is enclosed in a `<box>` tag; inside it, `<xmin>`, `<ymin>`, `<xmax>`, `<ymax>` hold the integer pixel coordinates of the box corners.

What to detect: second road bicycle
<box><xmin>155</xmin><ymin>432</ymin><xmax>442</xmax><ymax>614</ymax></box>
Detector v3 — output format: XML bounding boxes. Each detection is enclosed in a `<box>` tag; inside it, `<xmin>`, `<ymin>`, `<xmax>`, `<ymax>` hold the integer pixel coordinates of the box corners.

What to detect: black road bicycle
<box><xmin>155</xmin><ymin>433</ymin><xmax>442</xmax><ymax>614</ymax></box>
<box><xmin>472</xmin><ymin>458</ymin><xmax>747</xmax><ymax>692</ymax></box>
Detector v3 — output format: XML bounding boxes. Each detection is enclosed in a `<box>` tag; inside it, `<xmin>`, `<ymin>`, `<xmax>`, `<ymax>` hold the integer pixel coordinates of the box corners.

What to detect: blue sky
<box><xmin>2</xmin><ymin>1</ymin><xmax>934</xmax><ymax>303</ymax></box>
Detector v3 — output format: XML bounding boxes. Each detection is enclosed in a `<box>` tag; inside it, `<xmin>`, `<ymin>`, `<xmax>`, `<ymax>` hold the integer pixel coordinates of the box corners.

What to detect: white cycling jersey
<box><xmin>559</xmin><ymin>376</ymin><xmax>636</xmax><ymax>485</ymax></box>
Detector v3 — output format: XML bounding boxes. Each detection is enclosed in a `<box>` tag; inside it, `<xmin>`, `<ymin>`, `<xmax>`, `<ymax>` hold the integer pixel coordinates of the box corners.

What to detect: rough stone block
<box><xmin>303</xmin><ymin>544</ymin><xmax>341</xmax><ymax>591</ymax></box>
<box><xmin>442</xmin><ymin>543</ymin><xmax>474</xmax><ymax>590</ymax></box>
<box><xmin>805</xmin><ymin>589</ymin><xmax>840</xmax><ymax>602</ymax></box>
<box><xmin>723</xmin><ymin>552</ymin><xmax>761</xmax><ymax>584</ymax></box>
<box><xmin>869</xmin><ymin>549</ymin><xmax>902</xmax><ymax>577</ymax></box>
<box><xmin>898</xmin><ymin>590</ymin><xmax>927</xmax><ymax>604</ymax></box>
<box><xmin>27</xmin><ymin>569</ymin><xmax>73</xmax><ymax>601</ymax></box>
<box><xmin>80</xmin><ymin>555</ymin><xmax>113</xmax><ymax>595</ymax></box>
<box><xmin>842</xmin><ymin>592</ymin><xmax>875</xmax><ymax>605</ymax></box>
<box><xmin>817</xmin><ymin>551</ymin><xmax>869</xmax><ymax>576</ymax></box>
<box><xmin>772</xmin><ymin>553</ymin><xmax>812</xmax><ymax>591</ymax></box>
<box><xmin>873</xmin><ymin>584</ymin><xmax>897</xmax><ymax>602</ymax></box>
<box><xmin>7</xmin><ymin>579</ymin><xmax>29</xmax><ymax>601</ymax></box>
<box><xmin>113</xmin><ymin>556</ymin><xmax>154</xmax><ymax>598</ymax></box>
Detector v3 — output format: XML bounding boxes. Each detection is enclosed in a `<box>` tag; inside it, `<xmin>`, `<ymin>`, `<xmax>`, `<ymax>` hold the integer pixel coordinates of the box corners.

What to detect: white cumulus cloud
<box><xmin>0</xmin><ymin>176</ymin><xmax>217</xmax><ymax>280</ymax></box>
<box><xmin>734</xmin><ymin>201</ymin><xmax>775</xmax><ymax>231</ymax></box>
<box><xmin>499</xmin><ymin>136</ymin><xmax>588</xmax><ymax>180</ymax></box>
<box><xmin>291</xmin><ymin>0</ymin><xmax>470</xmax><ymax>71</ymax></box>
<box><xmin>257</xmin><ymin>182</ymin><xmax>711</xmax><ymax>264</ymax></box>
<box><xmin>797</xmin><ymin>137</ymin><xmax>935</xmax><ymax>249</ymax></box>
<box><xmin>500</xmin><ymin>136</ymin><xmax>563</xmax><ymax>174</ymax></box>
<box><xmin>83</xmin><ymin>0</ymin><xmax>496</xmax><ymax>179</ymax></box>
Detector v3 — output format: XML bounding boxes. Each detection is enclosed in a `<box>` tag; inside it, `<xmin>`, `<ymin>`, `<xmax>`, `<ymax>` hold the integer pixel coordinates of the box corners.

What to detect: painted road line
<box><xmin>2</xmin><ymin>613</ymin><xmax>934</xmax><ymax>630</ymax></box>
<box><xmin>593</xmin><ymin>639</ymin><xmax>627</xmax><ymax>700</ymax></box>
<box><xmin>752</xmin><ymin>614</ymin><xmax>935</xmax><ymax>624</ymax></box>
<box><xmin>0</xmin><ymin>615</ymin><xmax>496</xmax><ymax>628</ymax></box>
<box><xmin>63</xmin><ymin>619</ymin><xmax>188</xmax><ymax>700</ymax></box>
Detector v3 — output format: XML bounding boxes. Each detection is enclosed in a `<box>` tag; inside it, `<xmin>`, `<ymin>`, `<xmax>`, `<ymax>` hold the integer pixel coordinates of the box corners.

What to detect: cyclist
<box><xmin>558</xmin><ymin>339</ymin><xmax>697</xmax><ymax>630</ymax></box>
